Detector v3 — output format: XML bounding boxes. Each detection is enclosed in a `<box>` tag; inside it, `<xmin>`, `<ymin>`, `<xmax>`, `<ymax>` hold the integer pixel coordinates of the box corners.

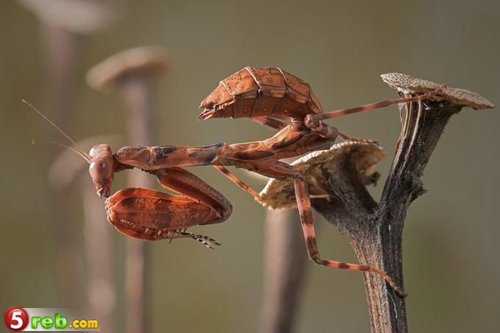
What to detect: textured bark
<box><xmin>312</xmin><ymin>99</ymin><xmax>462</xmax><ymax>333</ymax></box>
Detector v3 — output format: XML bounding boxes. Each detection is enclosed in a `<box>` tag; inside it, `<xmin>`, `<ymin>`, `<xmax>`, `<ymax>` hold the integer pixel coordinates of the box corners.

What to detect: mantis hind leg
<box><xmin>292</xmin><ymin>176</ymin><xmax>406</xmax><ymax>297</ymax></box>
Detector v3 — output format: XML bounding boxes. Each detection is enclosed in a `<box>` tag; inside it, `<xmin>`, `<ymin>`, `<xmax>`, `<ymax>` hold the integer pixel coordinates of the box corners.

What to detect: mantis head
<box><xmin>89</xmin><ymin>144</ymin><xmax>115</xmax><ymax>198</ymax></box>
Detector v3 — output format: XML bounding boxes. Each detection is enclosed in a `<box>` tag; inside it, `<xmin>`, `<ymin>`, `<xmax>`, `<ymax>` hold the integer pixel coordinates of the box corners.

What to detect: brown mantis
<box><xmin>27</xmin><ymin>67</ymin><xmax>439</xmax><ymax>297</ymax></box>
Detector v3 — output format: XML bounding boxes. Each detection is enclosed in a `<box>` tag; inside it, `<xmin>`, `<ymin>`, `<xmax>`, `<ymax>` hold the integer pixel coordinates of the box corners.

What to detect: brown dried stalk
<box><xmin>313</xmin><ymin>73</ymin><xmax>493</xmax><ymax>333</ymax></box>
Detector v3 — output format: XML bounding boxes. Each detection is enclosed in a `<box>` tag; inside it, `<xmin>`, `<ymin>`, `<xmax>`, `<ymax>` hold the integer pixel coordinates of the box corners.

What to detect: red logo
<box><xmin>4</xmin><ymin>307</ymin><xmax>29</xmax><ymax>332</ymax></box>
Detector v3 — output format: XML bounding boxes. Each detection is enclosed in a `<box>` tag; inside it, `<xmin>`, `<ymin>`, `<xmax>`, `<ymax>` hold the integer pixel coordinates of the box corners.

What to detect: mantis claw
<box><xmin>188</xmin><ymin>233</ymin><xmax>222</xmax><ymax>250</ymax></box>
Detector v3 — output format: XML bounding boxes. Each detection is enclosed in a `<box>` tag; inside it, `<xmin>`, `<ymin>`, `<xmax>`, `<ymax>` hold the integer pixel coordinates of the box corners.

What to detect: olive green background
<box><xmin>1</xmin><ymin>1</ymin><xmax>499</xmax><ymax>332</ymax></box>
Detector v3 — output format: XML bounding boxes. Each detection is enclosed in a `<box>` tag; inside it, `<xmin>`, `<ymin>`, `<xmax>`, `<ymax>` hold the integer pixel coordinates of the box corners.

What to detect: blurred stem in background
<box><xmin>87</xmin><ymin>46</ymin><xmax>169</xmax><ymax>333</ymax></box>
<box><xmin>121</xmin><ymin>76</ymin><xmax>155</xmax><ymax>333</ymax></box>
<box><xmin>18</xmin><ymin>0</ymin><xmax>123</xmax><ymax>329</ymax></box>
<box><xmin>81</xmin><ymin>176</ymin><xmax>116</xmax><ymax>332</ymax></box>
<box><xmin>18</xmin><ymin>0</ymin><xmax>88</xmax><ymax>308</ymax></box>
<box><xmin>49</xmin><ymin>136</ymin><xmax>120</xmax><ymax>333</ymax></box>
<box><xmin>43</xmin><ymin>25</ymin><xmax>85</xmax><ymax>306</ymax></box>
<box><xmin>122</xmin><ymin>78</ymin><xmax>154</xmax><ymax>333</ymax></box>
<box><xmin>259</xmin><ymin>208</ymin><xmax>308</xmax><ymax>333</ymax></box>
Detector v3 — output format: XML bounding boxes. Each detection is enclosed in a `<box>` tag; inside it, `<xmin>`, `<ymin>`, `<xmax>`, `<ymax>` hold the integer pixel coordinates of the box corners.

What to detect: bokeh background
<box><xmin>1</xmin><ymin>1</ymin><xmax>499</xmax><ymax>332</ymax></box>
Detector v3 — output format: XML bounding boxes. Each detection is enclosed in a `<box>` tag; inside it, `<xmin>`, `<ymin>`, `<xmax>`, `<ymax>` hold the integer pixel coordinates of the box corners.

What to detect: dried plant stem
<box><xmin>313</xmin><ymin>99</ymin><xmax>462</xmax><ymax>333</ymax></box>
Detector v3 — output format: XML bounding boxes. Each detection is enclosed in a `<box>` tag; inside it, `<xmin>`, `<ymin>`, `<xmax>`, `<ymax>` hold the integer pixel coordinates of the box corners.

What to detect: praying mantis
<box><xmin>28</xmin><ymin>67</ymin><xmax>438</xmax><ymax>296</ymax></box>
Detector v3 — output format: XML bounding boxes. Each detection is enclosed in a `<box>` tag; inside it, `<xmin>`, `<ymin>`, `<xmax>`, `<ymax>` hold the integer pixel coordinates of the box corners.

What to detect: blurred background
<box><xmin>1</xmin><ymin>1</ymin><xmax>499</xmax><ymax>332</ymax></box>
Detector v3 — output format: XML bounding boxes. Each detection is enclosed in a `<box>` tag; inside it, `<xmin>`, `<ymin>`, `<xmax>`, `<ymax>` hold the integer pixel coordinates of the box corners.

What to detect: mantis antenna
<box><xmin>22</xmin><ymin>99</ymin><xmax>91</xmax><ymax>162</ymax></box>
